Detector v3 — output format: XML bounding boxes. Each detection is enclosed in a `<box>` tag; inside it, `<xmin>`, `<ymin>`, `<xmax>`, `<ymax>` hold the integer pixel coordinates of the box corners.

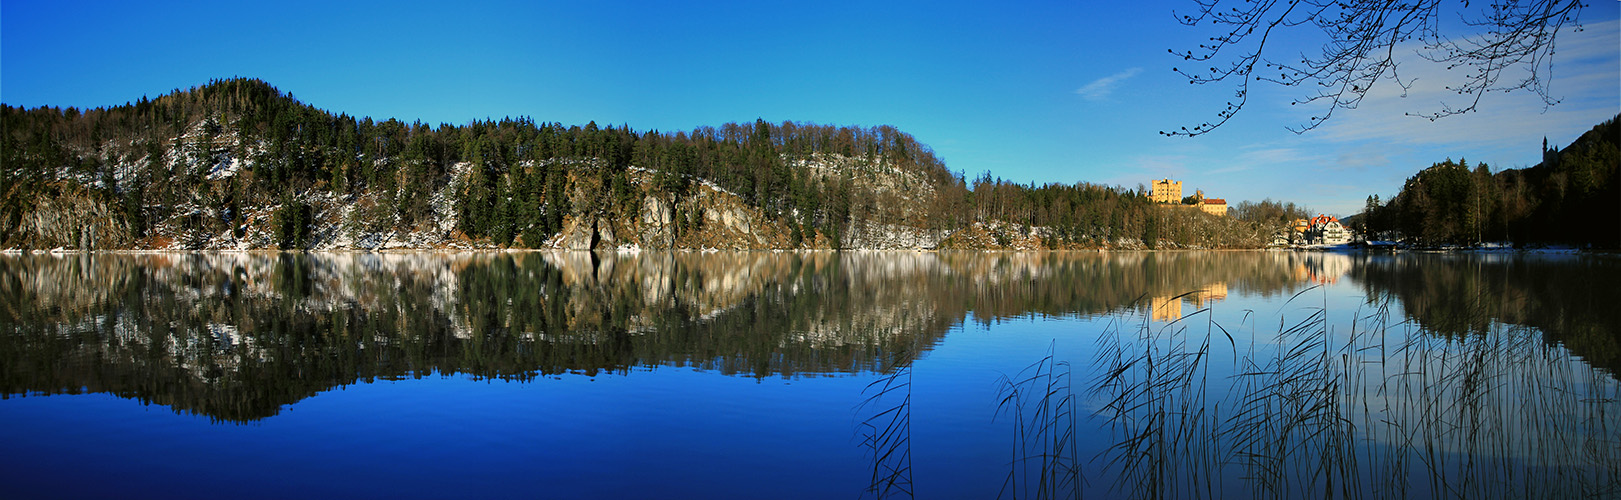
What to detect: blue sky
<box><xmin>4</xmin><ymin>0</ymin><xmax>1616</xmax><ymax>216</ymax></box>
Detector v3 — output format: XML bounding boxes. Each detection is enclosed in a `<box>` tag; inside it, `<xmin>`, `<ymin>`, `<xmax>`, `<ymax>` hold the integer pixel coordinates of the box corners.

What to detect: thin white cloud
<box><xmin>1280</xmin><ymin>17</ymin><xmax>1621</xmax><ymax>213</ymax></box>
<box><xmin>1316</xmin><ymin>18</ymin><xmax>1620</xmax><ymax>147</ymax></box>
<box><xmin>1075</xmin><ymin>67</ymin><xmax>1143</xmax><ymax>101</ymax></box>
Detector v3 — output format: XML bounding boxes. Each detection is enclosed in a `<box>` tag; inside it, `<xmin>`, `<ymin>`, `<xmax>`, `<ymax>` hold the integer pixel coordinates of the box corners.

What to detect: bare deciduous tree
<box><xmin>1163</xmin><ymin>0</ymin><xmax>1587</xmax><ymax>137</ymax></box>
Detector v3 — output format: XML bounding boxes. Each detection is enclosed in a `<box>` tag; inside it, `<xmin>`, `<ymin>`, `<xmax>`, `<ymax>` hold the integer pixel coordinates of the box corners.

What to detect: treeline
<box><xmin>0</xmin><ymin>78</ymin><xmax>957</xmax><ymax>247</ymax></box>
<box><xmin>963</xmin><ymin>175</ymin><xmax>1159</xmax><ymax>243</ymax></box>
<box><xmin>1360</xmin><ymin>115</ymin><xmax>1620</xmax><ymax>247</ymax></box>
<box><xmin>1229</xmin><ymin>199</ymin><xmax>1312</xmax><ymax>227</ymax></box>
<box><xmin>2</xmin><ymin>77</ymin><xmax>1267</xmax><ymax>249</ymax></box>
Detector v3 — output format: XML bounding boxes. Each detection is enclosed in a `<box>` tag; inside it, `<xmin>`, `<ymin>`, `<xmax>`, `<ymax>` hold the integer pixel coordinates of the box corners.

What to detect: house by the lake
<box><xmin>1307</xmin><ymin>214</ymin><xmax>1351</xmax><ymax>245</ymax></box>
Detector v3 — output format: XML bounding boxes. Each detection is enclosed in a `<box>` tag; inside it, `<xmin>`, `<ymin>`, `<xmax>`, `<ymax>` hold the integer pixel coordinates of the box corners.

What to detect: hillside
<box><xmin>1359</xmin><ymin>114</ymin><xmax>1620</xmax><ymax>247</ymax></box>
<box><xmin>1</xmin><ymin>78</ymin><xmax>1263</xmax><ymax>251</ymax></box>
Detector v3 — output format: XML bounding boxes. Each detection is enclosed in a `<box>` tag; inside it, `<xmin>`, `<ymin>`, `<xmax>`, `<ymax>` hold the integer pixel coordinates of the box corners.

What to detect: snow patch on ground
<box><xmin>205</xmin><ymin>152</ymin><xmax>242</xmax><ymax>180</ymax></box>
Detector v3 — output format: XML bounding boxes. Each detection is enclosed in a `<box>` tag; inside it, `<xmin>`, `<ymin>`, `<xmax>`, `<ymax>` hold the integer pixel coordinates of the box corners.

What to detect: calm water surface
<box><xmin>2</xmin><ymin>251</ymin><xmax>1617</xmax><ymax>498</ymax></box>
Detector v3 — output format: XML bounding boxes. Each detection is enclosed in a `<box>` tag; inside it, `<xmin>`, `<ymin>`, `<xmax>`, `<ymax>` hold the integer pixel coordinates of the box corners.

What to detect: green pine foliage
<box><xmin>1362</xmin><ymin>114</ymin><xmax>1619</xmax><ymax>247</ymax></box>
<box><xmin>273</xmin><ymin>194</ymin><xmax>313</xmax><ymax>249</ymax></box>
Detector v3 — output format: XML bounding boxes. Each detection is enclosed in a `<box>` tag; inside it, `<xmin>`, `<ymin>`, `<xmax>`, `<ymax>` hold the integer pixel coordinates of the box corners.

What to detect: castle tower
<box><xmin>1150</xmin><ymin>179</ymin><xmax>1182</xmax><ymax>204</ymax></box>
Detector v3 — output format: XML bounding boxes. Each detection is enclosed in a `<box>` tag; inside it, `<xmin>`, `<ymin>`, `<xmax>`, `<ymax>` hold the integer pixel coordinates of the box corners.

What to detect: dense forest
<box><xmin>1358</xmin><ymin>115</ymin><xmax>1620</xmax><ymax>247</ymax></box>
<box><xmin>1</xmin><ymin>78</ymin><xmax>1263</xmax><ymax>250</ymax></box>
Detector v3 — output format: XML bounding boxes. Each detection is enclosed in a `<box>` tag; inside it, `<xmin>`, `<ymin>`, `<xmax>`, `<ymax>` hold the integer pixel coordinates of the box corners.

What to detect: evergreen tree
<box><xmin>124</xmin><ymin>181</ymin><xmax>147</xmax><ymax>239</ymax></box>
<box><xmin>274</xmin><ymin>192</ymin><xmax>311</xmax><ymax>249</ymax></box>
<box><xmin>491</xmin><ymin>176</ymin><xmax>515</xmax><ymax>246</ymax></box>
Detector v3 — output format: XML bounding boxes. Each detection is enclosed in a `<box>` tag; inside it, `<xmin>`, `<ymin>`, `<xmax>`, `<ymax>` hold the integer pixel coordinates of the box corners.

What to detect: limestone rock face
<box><xmin>594</xmin><ymin>218</ymin><xmax>616</xmax><ymax>249</ymax></box>
<box><xmin>706</xmin><ymin>207</ymin><xmax>747</xmax><ymax>235</ymax></box>
<box><xmin>556</xmin><ymin>216</ymin><xmax>623</xmax><ymax>250</ymax></box>
<box><xmin>640</xmin><ymin>194</ymin><xmax>675</xmax><ymax>249</ymax></box>
<box><xmin>3</xmin><ymin>193</ymin><xmax>133</xmax><ymax>250</ymax></box>
<box><xmin>842</xmin><ymin>221</ymin><xmax>944</xmax><ymax>250</ymax></box>
<box><xmin>644</xmin><ymin>194</ymin><xmax>672</xmax><ymax>226</ymax></box>
<box><xmin>562</xmin><ymin>217</ymin><xmax>596</xmax><ymax>251</ymax></box>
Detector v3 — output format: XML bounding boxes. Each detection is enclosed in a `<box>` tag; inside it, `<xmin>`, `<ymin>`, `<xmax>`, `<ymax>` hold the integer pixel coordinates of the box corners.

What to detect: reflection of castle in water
<box><xmin>1150</xmin><ymin>282</ymin><xmax>1230</xmax><ymax>322</ymax></box>
<box><xmin>2</xmin><ymin>250</ymin><xmax>1355</xmax><ymax>422</ymax></box>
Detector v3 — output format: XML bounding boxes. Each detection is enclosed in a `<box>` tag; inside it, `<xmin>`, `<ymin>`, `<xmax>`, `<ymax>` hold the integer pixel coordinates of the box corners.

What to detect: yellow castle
<box><xmin>1151</xmin><ymin>178</ymin><xmax>1227</xmax><ymax>216</ymax></box>
<box><xmin>1150</xmin><ymin>179</ymin><xmax>1182</xmax><ymax>204</ymax></box>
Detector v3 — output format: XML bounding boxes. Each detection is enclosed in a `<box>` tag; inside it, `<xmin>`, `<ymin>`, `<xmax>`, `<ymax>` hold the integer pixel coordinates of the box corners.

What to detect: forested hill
<box><xmin>1359</xmin><ymin>114</ymin><xmax>1620</xmax><ymax>247</ymax></box>
<box><xmin>1</xmin><ymin>78</ymin><xmax>1261</xmax><ymax>251</ymax></box>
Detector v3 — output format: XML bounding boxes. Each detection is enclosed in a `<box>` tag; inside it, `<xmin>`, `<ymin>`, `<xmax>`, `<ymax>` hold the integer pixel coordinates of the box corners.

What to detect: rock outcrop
<box><xmin>3</xmin><ymin>192</ymin><xmax>133</xmax><ymax>250</ymax></box>
<box><xmin>640</xmin><ymin>194</ymin><xmax>676</xmax><ymax>249</ymax></box>
<box><xmin>842</xmin><ymin>220</ymin><xmax>945</xmax><ymax>250</ymax></box>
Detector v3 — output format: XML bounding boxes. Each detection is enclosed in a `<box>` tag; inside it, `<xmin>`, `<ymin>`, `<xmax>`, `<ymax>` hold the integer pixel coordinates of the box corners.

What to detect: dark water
<box><xmin>1</xmin><ymin>251</ymin><xmax>1617</xmax><ymax>498</ymax></box>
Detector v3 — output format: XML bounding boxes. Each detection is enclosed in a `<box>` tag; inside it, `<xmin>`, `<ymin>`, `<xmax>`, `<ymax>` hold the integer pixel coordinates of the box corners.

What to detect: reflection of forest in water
<box><xmin>7</xmin><ymin>250</ymin><xmax>1606</xmax><ymax>422</ymax></box>
<box><xmin>1349</xmin><ymin>253</ymin><xmax>1621</xmax><ymax>376</ymax></box>
<box><xmin>1</xmin><ymin>251</ymin><xmax>1324</xmax><ymax>421</ymax></box>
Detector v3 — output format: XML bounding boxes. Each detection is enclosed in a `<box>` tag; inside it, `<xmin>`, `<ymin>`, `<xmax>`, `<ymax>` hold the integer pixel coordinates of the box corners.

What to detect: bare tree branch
<box><xmin>1162</xmin><ymin>0</ymin><xmax>1587</xmax><ymax>137</ymax></box>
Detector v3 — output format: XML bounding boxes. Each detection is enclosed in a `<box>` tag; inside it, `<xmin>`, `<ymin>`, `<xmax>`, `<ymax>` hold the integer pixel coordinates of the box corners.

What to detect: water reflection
<box><xmin>1088</xmin><ymin>254</ymin><xmax>1621</xmax><ymax>499</ymax></box>
<box><xmin>1349</xmin><ymin>252</ymin><xmax>1621</xmax><ymax>375</ymax></box>
<box><xmin>2</xmin><ymin>251</ymin><xmax>1616</xmax><ymax>424</ymax></box>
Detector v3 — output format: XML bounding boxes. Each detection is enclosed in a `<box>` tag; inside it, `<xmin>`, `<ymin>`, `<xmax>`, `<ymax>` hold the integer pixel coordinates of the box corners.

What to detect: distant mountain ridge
<box><xmin>1</xmin><ymin>78</ymin><xmax>1262</xmax><ymax>251</ymax></box>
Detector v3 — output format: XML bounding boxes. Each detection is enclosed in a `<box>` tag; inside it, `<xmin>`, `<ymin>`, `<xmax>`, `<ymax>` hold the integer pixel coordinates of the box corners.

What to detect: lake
<box><xmin>2</xmin><ymin>251</ymin><xmax>1617</xmax><ymax>499</ymax></box>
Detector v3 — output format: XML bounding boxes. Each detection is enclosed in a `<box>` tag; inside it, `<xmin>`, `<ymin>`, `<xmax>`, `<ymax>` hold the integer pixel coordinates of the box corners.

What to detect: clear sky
<box><xmin>4</xmin><ymin>0</ymin><xmax>1617</xmax><ymax>216</ymax></box>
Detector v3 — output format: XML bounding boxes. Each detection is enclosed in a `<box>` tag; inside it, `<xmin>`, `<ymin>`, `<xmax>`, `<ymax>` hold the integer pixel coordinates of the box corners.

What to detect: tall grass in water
<box><xmin>1221</xmin><ymin>286</ymin><xmax>1360</xmax><ymax>499</ymax></box>
<box><xmin>995</xmin><ymin>343</ymin><xmax>1083</xmax><ymax>500</ymax></box>
<box><xmin>1082</xmin><ymin>287</ymin><xmax>1621</xmax><ymax>499</ymax></box>
<box><xmin>1090</xmin><ymin>292</ymin><xmax>1225</xmax><ymax>500</ymax></box>
<box><xmin>1368</xmin><ymin>305</ymin><xmax>1621</xmax><ymax>499</ymax></box>
<box><xmin>858</xmin><ymin>364</ymin><xmax>913</xmax><ymax>499</ymax></box>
